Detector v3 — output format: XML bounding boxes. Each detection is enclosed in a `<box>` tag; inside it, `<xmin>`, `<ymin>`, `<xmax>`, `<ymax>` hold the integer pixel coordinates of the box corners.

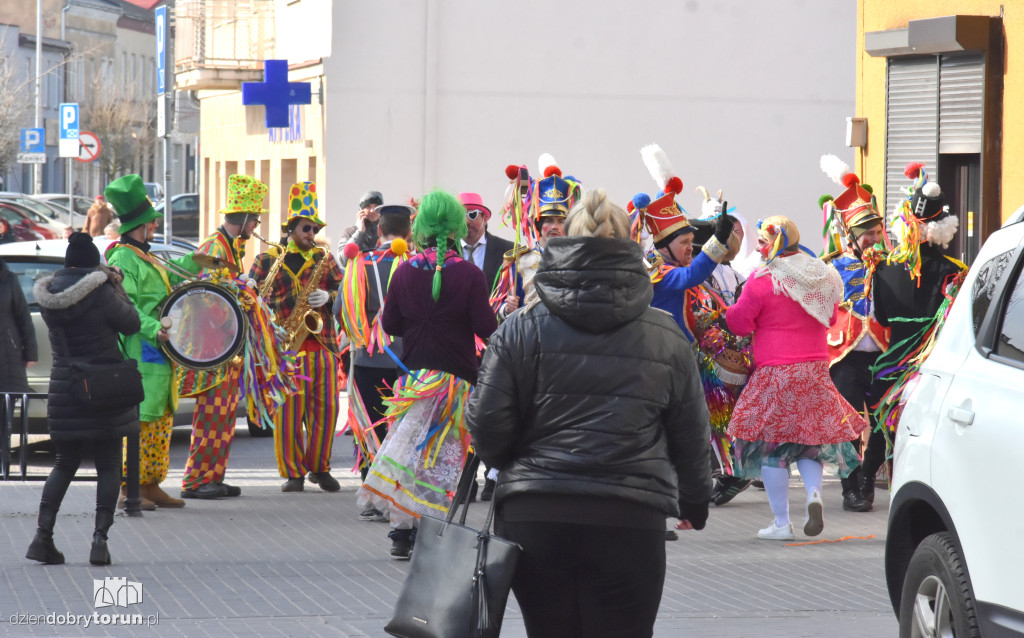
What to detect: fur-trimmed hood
<box><xmin>34</xmin><ymin>270</ymin><xmax>108</xmax><ymax>310</ymax></box>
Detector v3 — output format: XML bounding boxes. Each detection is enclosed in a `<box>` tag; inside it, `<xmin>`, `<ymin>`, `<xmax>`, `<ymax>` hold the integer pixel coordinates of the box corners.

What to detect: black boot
<box><xmin>26</xmin><ymin>504</ymin><xmax>64</xmax><ymax>565</ymax></box>
<box><xmin>90</xmin><ymin>509</ymin><xmax>114</xmax><ymax>566</ymax></box>
<box><xmin>860</xmin><ymin>470</ymin><xmax>876</xmax><ymax>505</ymax></box>
<box><xmin>841</xmin><ymin>468</ymin><xmax>872</xmax><ymax>512</ymax></box>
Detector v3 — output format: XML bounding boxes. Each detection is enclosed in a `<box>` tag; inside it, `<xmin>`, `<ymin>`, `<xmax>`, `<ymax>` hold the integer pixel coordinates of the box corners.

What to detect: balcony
<box><xmin>173</xmin><ymin>0</ymin><xmax>275</xmax><ymax>91</ymax></box>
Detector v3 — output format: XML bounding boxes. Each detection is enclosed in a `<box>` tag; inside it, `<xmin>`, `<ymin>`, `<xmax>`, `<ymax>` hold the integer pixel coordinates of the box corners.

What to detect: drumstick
<box><xmin>160</xmin><ymin>317</ymin><xmax>173</xmax><ymax>330</ymax></box>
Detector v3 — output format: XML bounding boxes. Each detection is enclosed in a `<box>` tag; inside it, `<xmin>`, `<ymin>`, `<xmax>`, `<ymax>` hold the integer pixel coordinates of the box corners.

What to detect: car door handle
<box><xmin>947</xmin><ymin>406</ymin><xmax>975</xmax><ymax>425</ymax></box>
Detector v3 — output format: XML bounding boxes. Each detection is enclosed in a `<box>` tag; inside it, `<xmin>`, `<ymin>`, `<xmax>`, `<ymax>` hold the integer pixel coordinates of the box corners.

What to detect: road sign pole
<box><xmin>156</xmin><ymin>5</ymin><xmax>172</xmax><ymax>240</ymax></box>
<box><xmin>34</xmin><ymin>0</ymin><xmax>42</xmax><ymax>195</ymax></box>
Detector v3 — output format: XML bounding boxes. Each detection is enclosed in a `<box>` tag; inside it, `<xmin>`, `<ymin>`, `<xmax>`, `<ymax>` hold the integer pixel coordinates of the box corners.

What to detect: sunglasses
<box><xmin>298</xmin><ymin>223</ymin><xmax>321</xmax><ymax>233</ymax></box>
<box><xmin>466</xmin><ymin>209</ymin><xmax>484</xmax><ymax>220</ymax></box>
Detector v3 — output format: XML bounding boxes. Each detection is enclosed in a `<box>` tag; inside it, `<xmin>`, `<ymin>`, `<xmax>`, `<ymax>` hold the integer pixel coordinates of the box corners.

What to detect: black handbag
<box><xmin>385</xmin><ymin>455</ymin><xmax>522</xmax><ymax>638</ymax></box>
<box><xmin>57</xmin><ymin>328</ymin><xmax>145</xmax><ymax>412</ymax></box>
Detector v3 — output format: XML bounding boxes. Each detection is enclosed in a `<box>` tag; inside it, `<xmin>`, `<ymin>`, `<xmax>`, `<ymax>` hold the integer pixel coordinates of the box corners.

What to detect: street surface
<box><xmin>1</xmin><ymin>406</ymin><xmax>898</xmax><ymax>637</ymax></box>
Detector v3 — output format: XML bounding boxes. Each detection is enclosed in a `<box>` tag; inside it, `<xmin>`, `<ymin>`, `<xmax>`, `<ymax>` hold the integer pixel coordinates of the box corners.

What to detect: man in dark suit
<box><xmin>459</xmin><ymin>192</ymin><xmax>513</xmax><ymax>294</ymax></box>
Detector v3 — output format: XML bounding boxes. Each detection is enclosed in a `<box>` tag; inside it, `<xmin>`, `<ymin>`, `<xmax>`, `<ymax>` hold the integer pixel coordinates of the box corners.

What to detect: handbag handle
<box><xmin>440</xmin><ymin>452</ymin><xmax>500</xmax><ymax>536</ymax></box>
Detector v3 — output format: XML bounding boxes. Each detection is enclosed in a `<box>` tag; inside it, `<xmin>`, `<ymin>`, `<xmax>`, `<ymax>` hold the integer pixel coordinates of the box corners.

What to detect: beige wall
<box><xmin>323</xmin><ymin>0</ymin><xmax>859</xmax><ymax>249</ymax></box>
<box><xmin>857</xmin><ymin>1</ymin><xmax>1023</xmax><ymax>222</ymax></box>
<box><xmin>197</xmin><ymin>63</ymin><xmax>325</xmax><ymax>264</ymax></box>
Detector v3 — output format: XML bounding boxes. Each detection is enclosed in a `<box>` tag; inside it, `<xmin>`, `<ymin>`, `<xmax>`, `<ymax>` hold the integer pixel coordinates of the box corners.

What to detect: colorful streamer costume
<box><xmin>862</xmin><ymin>163</ymin><xmax>967</xmax><ymax>497</ymax></box>
<box><xmin>337</xmin><ymin>218</ymin><xmax>411</xmax><ymax>476</ymax></box>
<box><xmin>356</xmin><ymin>189</ymin><xmax>498</xmax><ymax>557</ymax></box>
<box><xmin>490</xmin><ymin>154</ymin><xmax>581</xmax><ymax>319</ymax></box>
<box><xmin>179</xmin><ymin>225</ymin><xmax>247</xmax><ymax>494</ymax></box>
<box><xmin>249</xmin><ymin>182</ymin><xmax>344</xmax><ymax>488</ymax></box>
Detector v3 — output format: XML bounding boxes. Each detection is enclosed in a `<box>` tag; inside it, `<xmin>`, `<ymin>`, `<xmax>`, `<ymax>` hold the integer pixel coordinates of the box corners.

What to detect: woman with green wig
<box><xmin>355</xmin><ymin>188</ymin><xmax>498</xmax><ymax>559</ymax></box>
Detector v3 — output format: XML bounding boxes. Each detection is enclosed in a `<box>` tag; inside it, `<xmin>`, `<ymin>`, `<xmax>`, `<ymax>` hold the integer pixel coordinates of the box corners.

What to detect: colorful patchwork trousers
<box><xmin>123</xmin><ymin>409</ymin><xmax>174</xmax><ymax>485</ymax></box>
<box><xmin>182</xmin><ymin>367</ymin><xmax>241</xmax><ymax>490</ymax></box>
<box><xmin>274</xmin><ymin>349</ymin><xmax>339</xmax><ymax>479</ymax></box>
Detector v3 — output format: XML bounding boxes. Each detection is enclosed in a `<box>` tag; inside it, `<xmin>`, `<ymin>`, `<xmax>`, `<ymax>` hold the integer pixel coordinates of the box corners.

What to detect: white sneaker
<box><xmin>757</xmin><ymin>520</ymin><xmax>795</xmax><ymax>541</ymax></box>
<box><xmin>804</xmin><ymin>490</ymin><xmax>824</xmax><ymax>537</ymax></box>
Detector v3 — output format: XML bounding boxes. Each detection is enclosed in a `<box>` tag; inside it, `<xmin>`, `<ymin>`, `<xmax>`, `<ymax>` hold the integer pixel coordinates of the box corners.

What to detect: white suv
<box><xmin>886</xmin><ymin>219</ymin><xmax>1024</xmax><ymax>636</ymax></box>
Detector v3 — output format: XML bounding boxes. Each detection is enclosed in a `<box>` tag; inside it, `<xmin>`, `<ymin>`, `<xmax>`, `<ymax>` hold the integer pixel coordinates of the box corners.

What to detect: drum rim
<box><xmin>159</xmin><ymin>281</ymin><xmax>247</xmax><ymax>370</ymax></box>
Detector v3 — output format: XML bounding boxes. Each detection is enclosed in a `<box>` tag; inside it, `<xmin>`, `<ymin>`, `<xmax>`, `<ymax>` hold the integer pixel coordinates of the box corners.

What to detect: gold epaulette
<box><xmin>821</xmin><ymin>249</ymin><xmax>843</xmax><ymax>263</ymax></box>
<box><xmin>503</xmin><ymin>245</ymin><xmax>534</xmax><ymax>261</ymax></box>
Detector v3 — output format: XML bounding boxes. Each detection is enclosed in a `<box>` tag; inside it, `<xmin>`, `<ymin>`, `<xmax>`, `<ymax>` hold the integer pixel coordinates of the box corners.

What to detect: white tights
<box><xmin>761</xmin><ymin>459</ymin><xmax>824</xmax><ymax>526</ymax></box>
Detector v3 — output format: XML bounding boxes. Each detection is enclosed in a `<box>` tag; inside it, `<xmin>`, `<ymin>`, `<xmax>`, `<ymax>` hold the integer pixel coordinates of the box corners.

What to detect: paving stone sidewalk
<box><xmin>0</xmin><ymin>426</ymin><xmax>898</xmax><ymax>637</ymax></box>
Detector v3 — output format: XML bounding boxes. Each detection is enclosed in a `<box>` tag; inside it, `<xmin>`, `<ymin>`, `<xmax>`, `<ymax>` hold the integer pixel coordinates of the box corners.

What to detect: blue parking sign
<box><xmin>20</xmin><ymin>128</ymin><xmax>44</xmax><ymax>153</ymax></box>
<box><xmin>59</xmin><ymin>103</ymin><xmax>80</xmax><ymax>157</ymax></box>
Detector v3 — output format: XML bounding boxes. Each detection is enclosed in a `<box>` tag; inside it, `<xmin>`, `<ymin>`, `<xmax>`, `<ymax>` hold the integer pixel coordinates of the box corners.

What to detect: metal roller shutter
<box><xmin>939</xmin><ymin>53</ymin><xmax>985</xmax><ymax>153</ymax></box>
<box><xmin>885</xmin><ymin>56</ymin><xmax>938</xmax><ymax>220</ymax></box>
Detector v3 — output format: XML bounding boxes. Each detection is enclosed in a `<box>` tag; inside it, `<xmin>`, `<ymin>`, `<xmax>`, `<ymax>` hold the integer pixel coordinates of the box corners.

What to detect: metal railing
<box><xmin>173</xmin><ymin>0</ymin><xmax>275</xmax><ymax>72</ymax></box>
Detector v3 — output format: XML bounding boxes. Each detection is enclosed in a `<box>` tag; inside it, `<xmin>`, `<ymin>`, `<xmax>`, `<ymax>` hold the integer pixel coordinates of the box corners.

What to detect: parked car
<box><xmin>154</xmin><ymin>193</ymin><xmax>200</xmax><ymax>241</ymax></box>
<box><xmin>33</xmin><ymin>194</ymin><xmax>93</xmax><ymax>221</ymax></box>
<box><xmin>0</xmin><ymin>193</ymin><xmax>69</xmax><ymax>234</ymax></box>
<box><xmin>885</xmin><ymin>220</ymin><xmax>1024</xmax><ymax>636</ymax></box>
<box><xmin>0</xmin><ymin>237</ymin><xmax>203</xmax><ymax>436</ymax></box>
<box><xmin>144</xmin><ymin>182</ymin><xmax>165</xmax><ymax>204</ymax></box>
<box><xmin>28</xmin><ymin>197</ymin><xmax>88</xmax><ymax>229</ymax></box>
<box><xmin>0</xmin><ymin>202</ymin><xmax>58</xmax><ymax>240</ymax></box>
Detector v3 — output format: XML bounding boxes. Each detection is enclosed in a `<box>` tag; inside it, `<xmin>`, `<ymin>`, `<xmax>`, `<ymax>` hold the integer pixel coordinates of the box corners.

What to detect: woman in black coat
<box><xmin>26</xmin><ymin>233</ymin><xmax>141</xmax><ymax>566</ymax></box>
<box><xmin>466</xmin><ymin>190</ymin><xmax>712</xmax><ymax>638</ymax></box>
<box><xmin>0</xmin><ymin>255</ymin><xmax>37</xmax><ymax>392</ymax></box>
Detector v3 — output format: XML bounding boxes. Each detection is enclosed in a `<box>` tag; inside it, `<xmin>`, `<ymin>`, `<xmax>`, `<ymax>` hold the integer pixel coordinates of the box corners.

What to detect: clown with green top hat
<box><xmin>248</xmin><ymin>180</ymin><xmax>345</xmax><ymax>494</ymax></box>
<box><xmin>104</xmin><ymin>174</ymin><xmax>202</xmax><ymax>510</ymax></box>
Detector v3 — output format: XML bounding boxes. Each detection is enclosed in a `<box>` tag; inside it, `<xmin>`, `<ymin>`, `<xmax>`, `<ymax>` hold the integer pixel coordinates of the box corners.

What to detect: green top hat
<box><xmin>104</xmin><ymin>174</ymin><xmax>161</xmax><ymax>234</ymax></box>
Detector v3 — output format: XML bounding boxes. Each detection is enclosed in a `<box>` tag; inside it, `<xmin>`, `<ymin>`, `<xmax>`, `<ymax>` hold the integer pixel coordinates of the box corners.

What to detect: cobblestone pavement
<box><xmin>0</xmin><ymin>420</ymin><xmax>898</xmax><ymax>637</ymax></box>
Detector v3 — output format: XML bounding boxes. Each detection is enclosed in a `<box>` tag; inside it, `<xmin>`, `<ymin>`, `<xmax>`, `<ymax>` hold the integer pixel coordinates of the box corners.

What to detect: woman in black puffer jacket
<box><xmin>466</xmin><ymin>190</ymin><xmax>712</xmax><ymax>638</ymax></box>
<box><xmin>26</xmin><ymin>232</ymin><xmax>141</xmax><ymax>566</ymax></box>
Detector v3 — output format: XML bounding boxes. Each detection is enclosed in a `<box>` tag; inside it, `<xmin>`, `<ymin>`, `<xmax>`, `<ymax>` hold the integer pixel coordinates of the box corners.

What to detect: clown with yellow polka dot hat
<box><xmin>282</xmin><ymin>181</ymin><xmax>326</xmax><ymax>234</ymax></box>
<box><xmin>248</xmin><ymin>180</ymin><xmax>346</xmax><ymax>494</ymax></box>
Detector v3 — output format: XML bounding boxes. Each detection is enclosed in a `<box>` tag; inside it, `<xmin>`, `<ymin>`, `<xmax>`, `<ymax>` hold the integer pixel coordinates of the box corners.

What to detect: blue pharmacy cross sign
<box><xmin>242</xmin><ymin>60</ymin><xmax>312</xmax><ymax>128</ymax></box>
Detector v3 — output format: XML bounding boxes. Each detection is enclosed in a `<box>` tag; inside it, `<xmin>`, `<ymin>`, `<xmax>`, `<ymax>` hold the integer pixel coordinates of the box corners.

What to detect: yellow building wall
<box><xmin>197</xmin><ymin>66</ymin><xmax>325</xmax><ymax>267</ymax></box>
<box><xmin>857</xmin><ymin>1</ymin><xmax>1023</xmax><ymax>222</ymax></box>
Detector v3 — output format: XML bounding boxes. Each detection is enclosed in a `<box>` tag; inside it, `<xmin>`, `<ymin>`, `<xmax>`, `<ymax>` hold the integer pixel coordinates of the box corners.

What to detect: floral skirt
<box><xmin>727</xmin><ymin>360</ymin><xmax>867</xmax><ymax>480</ymax></box>
<box><xmin>356</xmin><ymin>370</ymin><xmax>472</xmax><ymax>528</ymax></box>
<box><xmin>728</xmin><ymin>360</ymin><xmax>867</xmax><ymax>445</ymax></box>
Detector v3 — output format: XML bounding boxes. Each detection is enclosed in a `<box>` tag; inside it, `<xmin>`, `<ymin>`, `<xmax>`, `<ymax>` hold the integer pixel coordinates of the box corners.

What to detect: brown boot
<box><xmin>140</xmin><ymin>483</ymin><xmax>185</xmax><ymax>508</ymax></box>
<box><xmin>118</xmin><ymin>485</ymin><xmax>156</xmax><ymax>511</ymax></box>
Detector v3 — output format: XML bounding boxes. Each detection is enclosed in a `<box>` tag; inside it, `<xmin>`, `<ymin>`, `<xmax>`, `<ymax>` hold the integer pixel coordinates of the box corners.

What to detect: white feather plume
<box><xmin>640</xmin><ymin>144</ymin><xmax>674</xmax><ymax>189</ymax></box>
<box><xmin>820</xmin><ymin>154</ymin><xmax>851</xmax><ymax>186</ymax></box>
<box><xmin>538</xmin><ymin>153</ymin><xmax>558</xmax><ymax>175</ymax></box>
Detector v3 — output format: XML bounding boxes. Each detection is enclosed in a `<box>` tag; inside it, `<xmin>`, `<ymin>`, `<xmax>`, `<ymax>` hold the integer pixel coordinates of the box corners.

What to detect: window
<box><xmin>971</xmin><ymin>249</ymin><xmax>1014</xmax><ymax>336</ymax></box>
<box><xmin>995</xmin><ymin>260</ymin><xmax>1024</xmax><ymax>364</ymax></box>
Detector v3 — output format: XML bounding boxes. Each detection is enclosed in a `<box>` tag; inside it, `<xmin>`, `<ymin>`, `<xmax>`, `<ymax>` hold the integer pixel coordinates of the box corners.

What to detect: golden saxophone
<box><xmin>254</xmin><ymin>232</ymin><xmax>288</xmax><ymax>300</ymax></box>
<box><xmin>282</xmin><ymin>245</ymin><xmax>331</xmax><ymax>351</ymax></box>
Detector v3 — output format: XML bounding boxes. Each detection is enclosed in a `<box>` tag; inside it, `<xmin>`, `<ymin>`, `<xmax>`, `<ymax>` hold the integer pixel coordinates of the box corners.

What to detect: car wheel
<box><xmin>247</xmin><ymin>416</ymin><xmax>274</xmax><ymax>437</ymax></box>
<box><xmin>898</xmin><ymin>532</ymin><xmax>981</xmax><ymax>638</ymax></box>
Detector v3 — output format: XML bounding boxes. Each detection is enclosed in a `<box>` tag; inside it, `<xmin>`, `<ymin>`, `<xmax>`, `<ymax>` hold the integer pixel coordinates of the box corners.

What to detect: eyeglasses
<box><xmin>466</xmin><ymin>209</ymin><xmax>483</xmax><ymax>220</ymax></box>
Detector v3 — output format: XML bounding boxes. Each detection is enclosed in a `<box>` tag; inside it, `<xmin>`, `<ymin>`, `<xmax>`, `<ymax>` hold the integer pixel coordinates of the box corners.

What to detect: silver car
<box><xmin>0</xmin><ymin>237</ymin><xmax>200</xmax><ymax>436</ymax></box>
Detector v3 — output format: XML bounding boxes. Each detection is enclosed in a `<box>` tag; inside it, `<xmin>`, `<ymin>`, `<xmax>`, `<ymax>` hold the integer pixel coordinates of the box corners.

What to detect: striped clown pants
<box><xmin>273</xmin><ymin>348</ymin><xmax>340</xmax><ymax>479</ymax></box>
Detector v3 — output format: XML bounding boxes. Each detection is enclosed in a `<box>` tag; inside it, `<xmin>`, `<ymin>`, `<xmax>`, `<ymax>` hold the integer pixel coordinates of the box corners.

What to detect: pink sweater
<box><xmin>725</xmin><ymin>271</ymin><xmax>838</xmax><ymax>368</ymax></box>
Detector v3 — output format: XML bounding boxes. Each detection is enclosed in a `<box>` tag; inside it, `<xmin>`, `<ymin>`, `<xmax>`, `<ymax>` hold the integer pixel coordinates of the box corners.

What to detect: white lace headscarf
<box><xmin>753</xmin><ymin>215</ymin><xmax>843</xmax><ymax>327</ymax></box>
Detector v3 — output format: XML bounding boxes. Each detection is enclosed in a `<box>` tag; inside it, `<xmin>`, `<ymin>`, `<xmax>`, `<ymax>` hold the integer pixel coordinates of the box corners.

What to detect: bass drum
<box><xmin>159</xmin><ymin>281</ymin><xmax>246</xmax><ymax>370</ymax></box>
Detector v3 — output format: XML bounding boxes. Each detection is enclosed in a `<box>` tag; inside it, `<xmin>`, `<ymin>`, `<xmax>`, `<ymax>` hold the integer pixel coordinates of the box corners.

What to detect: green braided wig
<box><xmin>412</xmin><ymin>189</ymin><xmax>468</xmax><ymax>301</ymax></box>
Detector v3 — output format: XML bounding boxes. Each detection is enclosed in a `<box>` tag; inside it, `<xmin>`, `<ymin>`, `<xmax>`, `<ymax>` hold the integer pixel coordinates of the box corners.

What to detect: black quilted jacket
<box><xmin>466</xmin><ymin>236</ymin><xmax>712</xmax><ymax>517</ymax></box>
<box><xmin>35</xmin><ymin>268</ymin><xmax>141</xmax><ymax>441</ymax></box>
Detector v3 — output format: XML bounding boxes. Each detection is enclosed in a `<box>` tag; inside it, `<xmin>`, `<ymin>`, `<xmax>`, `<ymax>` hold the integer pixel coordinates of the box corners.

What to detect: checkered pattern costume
<box><xmin>180</xmin><ymin>228</ymin><xmax>246</xmax><ymax>491</ymax></box>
